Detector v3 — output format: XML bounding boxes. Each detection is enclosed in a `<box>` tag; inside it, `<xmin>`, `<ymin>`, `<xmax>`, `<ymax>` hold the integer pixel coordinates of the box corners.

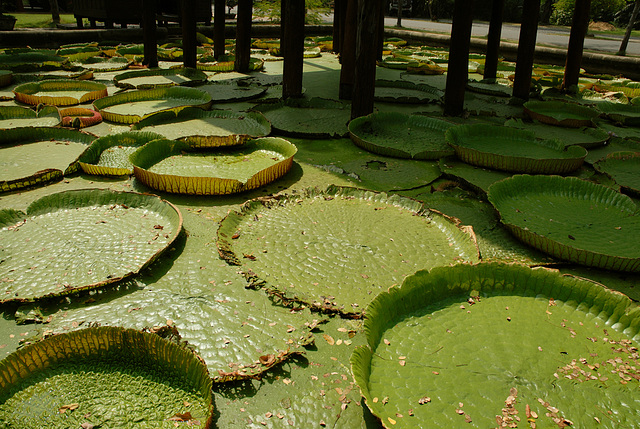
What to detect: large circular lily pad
<box><xmin>523</xmin><ymin>100</ymin><xmax>601</xmax><ymax>128</ymax></box>
<box><xmin>348</xmin><ymin>112</ymin><xmax>454</xmax><ymax>159</ymax></box>
<box><xmin>504</xmin><ymin>118</ymin><xmax>610</xmax><ymax>148</ymax></box>
<box><xmin>217</xmin><ymin>186</ymin><xmax>480</xmax><ymax>316</ymax></box>
<box><xmin>593</xmin><ymin>151</ymin><xmax>640</xmax><ymax>196</ymax></box>
<box><xmin>252</xmin><ymin>97</ymin><xmax>351</xmax><ymax>138</ymax></box>
<box><xmin>598</xmin><ymin>102</ymin><xmax>640</xmax><ymax>126</ymax></box>
<box><xmin>0</xmin><ymin>326</ymin><xmax>213</xmax><ymax>428</ymax></box>
<box><xmin>374</xmin><ymin>80</ymin><xmax>443</xmax><ymax>104</ymax></box>
<box><xmin>351</xmin><ymin>262</ymin><xmax>640</xmax><ymax>429</ymax></box>
<box><xmin>131</xmin><ymin>107</ymin><xmax>271</xmax><ymax>148</ymax></box>
<box><xmin>445</xmin><ymin>124</ymin><xmax>587</xmax><ymax>174</ymax></box>
<box><xmin>0</xmin><ymin>127</ymin><xmax>96</xmax><ymax>193</ymax></box>
<box><xmin>93</xmin><ymin>87</ymin><xmax>212</xmax><ymax>124</ymax></box>
<box><xmin>488</xmin><ymin>175</ymin><xmax>640</xmax><ymax>272</ymax></box>
<box><xmin>131</xmin><ymin>137</ymin><xmax>297</xmax><ymax>195</ymax></box>
<box><xmin>0</xmin><ymin>189</ymin><xmax>183</xmax><ymax>302</ymax></box>
<box><xmin>0</xmin><ymin>105</ymin><xmax>60</xmax><ymax>128</ymax></box>
<box><xmin>13</xmin><ymin>79</ymin><xmax>108</xmax><ymax>106</ymax></box>
<box><xmin>78</xmin><ymin>130</ymin><xmax>165</xmax><ymax>176</ymax></box>
<box><xmin>113</xmin><ymin>67</ymin><xmax>208</xmax><ymax>90</ymax></box>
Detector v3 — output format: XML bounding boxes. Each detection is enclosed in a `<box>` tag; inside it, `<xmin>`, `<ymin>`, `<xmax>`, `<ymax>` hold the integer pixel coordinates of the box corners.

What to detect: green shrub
<box><xmin>551</xmin><ymin>0</ymin><xmax>626</xmax><ymax>25</ymax></box>
<box><xmin>253</xmin><ymin>0</ymin><xmax>329</xmax><ymax>25</ymax></box>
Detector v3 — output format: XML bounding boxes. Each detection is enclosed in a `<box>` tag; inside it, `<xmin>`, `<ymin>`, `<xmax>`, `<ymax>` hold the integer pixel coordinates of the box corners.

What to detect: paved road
<box><xmin>320</xmin><ymin>13</ymin><xmax>640</xmax><ymax>56</ymax></box>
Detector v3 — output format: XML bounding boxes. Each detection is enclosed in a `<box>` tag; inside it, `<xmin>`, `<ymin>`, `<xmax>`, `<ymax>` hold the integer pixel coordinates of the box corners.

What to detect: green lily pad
<box><xmin>93</xmin><ymin>87</ymin><xmax>213</xmax><ymax>124</ymax></box>
<box><xmin>0</xmin><ymin>189</ymin><xmax>183</xmax><ymax>302</ymax></box>
<box><xmin>78</xmin><ymin>130</ymin><xmax>165</xmax><ymax>176</ymax></box>
<box><xmin>114</xmin><ymin>67</ymin><xmax>208</xmax><ymax>90</ymax></box>
<box><xmin>438</xmin><ymin>157</ymin><xmax>512</xmax><ymax>194</ymax></box>
<box><xmin>131</xmin><ymin>107</ymin><xmax>271</xmax><ymax>148</ymax></box>
<box><xmin>0</xmin><ymin>326</ymin><xmax>213</xmax><ymax>428</ymax></box>
<box><xmin>197</xmin><ymin>56</ymin><xmax>264</xmax><ymax>72</ymax></box>
<box><xmin>598</xmin><ymin>102</ymin><xmax>640</xmax><ymax>126</ymax></box>
<box><xmin>466</xmin><ymin>79</ymin><xmax>512</xmax><ymax>97</ymax></box>
<box><xmin>348</xmin><ymin>112</ymin><xmax>454</xmax><ymax>159</ymax></box>
<box><xmin>13</xmin><ymin>79</ymin><xmax>108</xmax><ymax>106</ymax></box>
<box><xmin>593</xmin><ymin>151</ymin><xmax>640</xmax><ymax>196</ymax></box>
<box><xmin>217</xmin><ymin>185</ymin><xmax>479</xmax><ymax>316</ymax></box>
<box><xmin>351</xmin><ymin>262</ymin><xmax>640</xmax><ymax>429</ymax></box>
<box><xmin>0</xmin><ymin>105</ymin><xmax>60</xmax><ymax>128</ymax></box>
<box><xmin>197</xmin><ymin>81</ymin><xmax>268</xmax><ymax>103</ymax></box>
<box><xmin>131</xmin><ymin>137</ymin><xmax>297</xmax><ymax>195</ymax></box>
<box><xmin>488</xmin><ymin>174</ymin><xmax>640</xmax><ymax>272</ymax></box>
<box><xmin>0</xmin><ymin>127</ymin><xmax>96</xmax><ymax>193</ymax></box>
<box><xmin>445</xmin><ymin>124</ymin><xmax>587</xmax><ymax>174</ymax></box>
<box><xmin>584</xmin><ymin>136</ymin><xmax>640</xmax><ymax>164</ymax></box>
<box><xmin>523</xmin><ymin>100</ymin><xmax>601</xmax><ymax>128</ymax></box>
<box><xmin>73</xmin><ymin>56</ymin><xmax>131</xmax><ymax>72</ymax></box>
<box><xmin>0</xmin><ymin>52</ymin><xmax>69</xmax><ymax>72</ymax></box>
<box><xmin>56</xmin><ymin>45</ymin><xmax>101</xmax><ymax>61</ymax></box>
<box><xmin>374</xmin><ymin>79</ymin><xmax>443</xmax><ymax>104</ymax></box>
<box><xmin>504</xmin><ymin>118</ymin><xmax>610</xmax><ymax>148</ymax></box>
<box><xmin>253</xmin><ymin>97</ymin><xmax>351</xmax><ymax>138</ymax></box>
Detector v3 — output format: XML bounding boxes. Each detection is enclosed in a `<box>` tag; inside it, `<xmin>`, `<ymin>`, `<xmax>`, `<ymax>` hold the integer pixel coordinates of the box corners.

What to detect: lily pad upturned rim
<box><xmin>131</xmin><ymin>106</ymin><xmax>272</xmax><ymax>148</ymax></box>
<box><xmin>351</xmin><ymin>262</ymin><xmax>640</xmax><ymax>429</ymax></box>
<box><xmin>523</xmin><ymin>100</ymin><xmax>601</xmax><ymax>128</ymax></box>
<box><xmin>131</xmin><ymin>137</ymin><xmax>297</xmax><ymax>195</ymax></box>
<box><xmin>445</xmin><ymin>123</ymin><xmax>587</xmax><ymax>174</ymax></box>
<box><xmin>488</xmin><ymin>174</ymin><xmax>640</xmax><ymax>272</ymax></box>
<box><xmin>0</xmin><ymin>127</ymin><xmax>97</xmax><ymax>193</ymax></box>
<box><xmin>113</xmin><ymin>66</ymin><xmax>208</xmax><ymax>90</ymax></box>
<box><xmin>348</xmin><ymin>112</ymin><xmax>454</xmax><ymax>159</ymax></box>
<box><xmin>0</xmin><ymin>326</ymin><xmax>214</xmax><ymax>428</ymax></box>
<box><xmin>0</xmin><ymin>105</ymin><xmax>61</xmax><ymax>128</ymax></box>
<box><xmin>597</xmin><ymin>102</ymin><xmax>640</xmax><ymax>126</ymax></box>
<box><xmin>0</xmin><ymin>188</ymin><xmax>183</xmax><ymax>302</ymax></box>
<box><xmin>77</xmin><ymin>130</ymin><xmax>166</xmax><ymax>176</ymax></box>
<box><xmin>92</xmin><ymin>86</ymin><xmax>213</xmax><ymax>124</ymax></box>
<box><xmin>12</xmin><ymin>79</ymin><xmax>109</xmax><ymax>106</ymax></box>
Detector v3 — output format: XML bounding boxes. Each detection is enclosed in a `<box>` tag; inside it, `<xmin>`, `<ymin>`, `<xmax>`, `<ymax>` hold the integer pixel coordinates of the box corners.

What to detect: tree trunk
<box><xmin>396</xmin><ymin>0</ymin><xmax>403</xmax><ymax>27</ymax></box>
<box><xmin>562</xmin><ymin>0</ymin><xmax>591</xmax><ymax>91</ymax></box>
<box><xmin>352</xmin><ymin>0</ymin><xmax>383</xmax><ymax>119</ymax></box>
<box><xmin>444</xmin><ymin>0</ymin><xmax>474</xmax><ymax>116</ymax></box>
<box><xmin>512</xmin><ymin>0</ymin><xmax>540</xmax><ymax>101</ymax></box>
<box><xmin>483</xmin><ymin>0</ymin><xmax>504</xmax><ymax>81</ymax></box>
<box><xmin>49</xmin><ymin>0</ymin><xmax>60</xmax><ymax>24</ymax></box>
<box><xmin>235</xmin><ymin>0</ymin><xmax>253</xmax><ymax>73</ymax></box>
<box><xmin>339</xmin><ymin>0</ymin><xmax>357</xmax><ymax>99</ymax></box>
<box><xmin>618</xmin><ymin>0</ymin><xmax>640</xmax><ymax>56</ymax></box>
<box><xmin>214</xmin><ymin>0</ymin><xmax>226</xmax><ymax>59</ymax></box>
<box><xmin>540</xmin><ymin>0</ymin><xmax>553</xmax><ymax>24</ymax></box>
<box><xmin>282</xmin><ymin>0</ymin><xmax>305</xmax><ymax>99</ymax></box>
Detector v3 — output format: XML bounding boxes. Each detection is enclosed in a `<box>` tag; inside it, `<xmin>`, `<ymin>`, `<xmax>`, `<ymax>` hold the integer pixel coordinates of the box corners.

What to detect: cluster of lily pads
<box><xmin>1</xmin><ymin>34</ymin><xmax>640</xmax><ymax>428</ymax></box>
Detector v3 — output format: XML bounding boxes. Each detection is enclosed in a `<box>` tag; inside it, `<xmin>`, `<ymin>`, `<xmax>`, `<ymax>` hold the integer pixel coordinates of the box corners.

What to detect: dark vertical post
<box><xmin>483</xmin><ymin>0</ymin><xmax>503</xmax><ymax>80</ymax></box>
<box><xmin>333</xmin><ymin>0</ymin><xmax>344</xmax><ymax>54</ymax></box>
<box><xmin>444</xmin><ymin>0</ymin><xmax>474</xmax><ymax>116</ymax></box>
<box><xmin>377</xmin><ymin>0</ymin><xmax>385</xmax><ymax>60</ymax></box>
<box><xmin>351</xmin><ymin>0</ymin><xmax>382</xmax><ymax>119</ymax></box>
<box><xmin>143</xmin><ymin>0</ymin><xmax>158</xmax><ymax>68</ymax></box>
<box><xmin>339</xmin><ymin>0</ymin><xmax>357</xmax><ymax>99</ymax></box>
<box><xmin>618</xmin><ymin>0</ymin><xmax>640</xmax><ymax>55</ymax></box>
<box><xmin>235</xmin><ymin>0</ymin><xmax>253</xmax><ymax>73</ymax></box>
<box><xmin>283</xmin><ymin>0</ymin><xmax>305</xmax><ymax>98</ymax></box>
<box><xmin>49</xmin><ymin>0</ymin><xmax>61</xmax><ymax>24</ymax></box>
<box><xmin>512</xmin><ymin>0</ymin><xmax>540</xmax><ymax>100</ymax></box>
<box><xmin>281</xmin><ymin>0</ymin><xmax>288</xmax><ymax>49</ymax></box>
<box><xmin>562</xmin><ymin>0</ymin><xmax>591</xmax><ymax>90</ymax></box>
<box><xmin>214</xmin><ymin>0</ymin><xmax>226</xmax><ymax>59</ymax></box>
<box><xmin>182</xmin><ymin>0</ymin><xmax>197</xmax><ymax>68</ymax></box>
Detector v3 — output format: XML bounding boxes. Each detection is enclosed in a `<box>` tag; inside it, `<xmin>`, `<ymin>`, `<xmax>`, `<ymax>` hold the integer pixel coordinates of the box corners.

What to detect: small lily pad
<box><xmin>523</xmin><ymin>100</ymin><xmax>601</xmax><ymax>128</ymax></box>
<box><xmin>593</xmin><ymin>151</ymin><xmax>640</xmax><ymax>196</ymax></box>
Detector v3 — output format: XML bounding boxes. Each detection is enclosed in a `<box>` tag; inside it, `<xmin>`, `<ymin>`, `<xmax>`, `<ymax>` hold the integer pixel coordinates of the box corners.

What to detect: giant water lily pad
<box><xmin>217</xmin><ymin>186</ymin><xmax>479</xmax><ymax>316</ymax></box>
<box><xmin>93</xmin><ymin>86</ymin><xmax>212</xmax><ymax>124</ymax></box>
<box><xmin>598</xmin><ymin>102</ymin><xmax>640</xmax><ymax>126</ymax></box>
<box><xmin>0</xmin><ymin>52</ymin><xmax>68</xmax><ymax>72</ymax></box>
<box><xmin>351</xmin><ymin>262</ymin><xmax>640</xmax><ymax>429</ymax></box>
<box><xmin>445</xmin><ymin>124</ymin><xmax>587</xmax><ymax>174</ymax></box>
<box><xmin>131</xmin><ymin>107</ymin><xmax>271</xmax><ymax>148</ymax></box>
<box><xmin>504</xmin><ymin>118</ymin><xmax>610</xmax><ymax>148</ymax></box>
<box><xmin>197</xmin><ymin>81</ymin><xmax>267</xmax><ymax>103</ymax></box>
<box><xmin>0</xmin><ymin>189</ymin><xmax>183</xmax><ymax>302</ymax></box>
<box><xmin>374</xmin><ymin>79</ymin><xmax>443</xmax><ymax>104</ymax></box>
<box><xmin>0</xmin><ymin>127</ymin><xmax>95</xmax><ymax>193</ymax></box>
<box><xmin>78</xmin><ymin>130</ymin><xmax>165</xmax><ymax>176</ymax></box>
<box><xmin>113</xmin><ymin>67</ymin><xmax>208</xmax><ymax>90</ymax></box>
<box><xmin>0</xmin><ymin>326</ymin><xmax>213</xmax><ymax>428</ymax></box>
<box><xmin>523</xmin><ymin>100</ymin><xmax>601</xmax><ymax>128</ymax></box>
<box><xmin>73</xmin><ymin>56</ymin><xmax>131</xmax><ymax>72</ymax></box>
<box><xmin>13</xmin><ymin>79</ymin><xmax>108</xmax><ymax>106</ymax></box>
<box><xmin>593</xmin><ymin>151</ymin><xmax>640</xmax><ymax>196</ymax></box>
<box><xmin>131</xmin><ymin>137</ymin><xmax>297</xmax><ymax>195</ymax></box>
<box><xmin>488</xmin><ymin>175</ymin><xmax>640</xmax><ymax>272</ymax></box>
<box><xmin>197</xmin><ymin>55</ymin><xmax>264</xmax><ymax>72</ymax></box>
<box><xmin>348</xmin><ymin>112</ymin><xmax>454</xmax><ymax>159</ymax></box>
<box><xmin>0</xmin><ymin>105</ymin><xmax>60</xmax><ymax>128</ymax></box>
<box><xmin>438</xmin><ymin>157</ymin><xmax>512</xmax><ymax>194</ymax></box>
<box><xmin>253</xmin><ymin>97</ymin><xmax>351</xmax><ymax>138</ymax></box>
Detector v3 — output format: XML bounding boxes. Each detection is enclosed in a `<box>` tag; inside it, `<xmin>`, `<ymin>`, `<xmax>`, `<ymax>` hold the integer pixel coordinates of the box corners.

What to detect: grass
<box><xmin>10</xmin><ymin>12</ymin><xmax>81</xmax><ymax>29</ymax></box>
